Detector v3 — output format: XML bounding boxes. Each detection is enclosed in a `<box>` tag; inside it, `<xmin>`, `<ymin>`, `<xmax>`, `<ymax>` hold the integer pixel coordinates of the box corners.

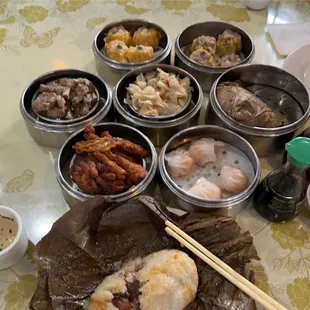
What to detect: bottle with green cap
<box><xmin>253</xmin><ymin>137</ymin><xmax>310</xmax><ymax>222</ymax></box>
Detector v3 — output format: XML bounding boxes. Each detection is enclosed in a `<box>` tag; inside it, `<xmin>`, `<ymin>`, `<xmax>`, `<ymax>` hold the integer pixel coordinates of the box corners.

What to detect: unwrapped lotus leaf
<box><xmin>217</xmin><ymin>82</ymin><xmax>280</xmax><ymax>128</ymax></box>
<box><xmin>30</xmin><ymin>196</ymin><xmax>259</xmax><ymax>310</ymax></box>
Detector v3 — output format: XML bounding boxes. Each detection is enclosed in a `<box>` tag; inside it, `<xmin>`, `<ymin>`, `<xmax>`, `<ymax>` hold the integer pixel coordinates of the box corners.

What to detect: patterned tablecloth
<box><xmin>0</xmin><ymin>0</ymin><xmax>310</xmax><ymax>309</ymax></box>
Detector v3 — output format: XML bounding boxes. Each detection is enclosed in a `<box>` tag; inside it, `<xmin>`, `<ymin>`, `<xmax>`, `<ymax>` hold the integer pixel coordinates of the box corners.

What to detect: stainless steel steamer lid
<box><xmin>56</xmin><ymin>122</ymin><xmax>158</xmax><ymax>202</ymax></box>
<box><xmin>159</xmin><ymin>125</ymin><xmax>261</xmax><ymax>209</ymax></box>
<box><xmin>92</xmin><ymin>18</ymin><xmax>172</xmax><ymax>71</ymax></box>
<box><xmin>20</xmin><ymin>69</ymin><xmax>113</xmax><ymax>132</ymax></box>
<box><xmin>113</xmin><ymin>64</ymin><xmax>203</xmax><ymax>128</ymax></box>
<box><xmin>210</xmin><ymin>64</ymin><xmax>310</xmax><ymax>137</ymax></box>
<box><xmin>175</xmin><ymin>21</ymin><xmax>255</xmax><ymax>73</ymax></box>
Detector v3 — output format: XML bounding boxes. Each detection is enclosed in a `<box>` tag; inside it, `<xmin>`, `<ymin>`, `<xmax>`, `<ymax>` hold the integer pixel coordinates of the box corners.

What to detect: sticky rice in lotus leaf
<box><xmin>216</xmin><ymin>82</ymin><xmax>280</xmax><ymax>128</ymax></box>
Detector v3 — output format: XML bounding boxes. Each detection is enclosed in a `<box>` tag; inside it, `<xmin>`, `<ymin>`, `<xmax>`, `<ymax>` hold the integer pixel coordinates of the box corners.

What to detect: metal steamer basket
<box><xmin>56</xmin><ymin>123</ymin><xmax>158</xmax><ymax>207</ymax></box>
<box><xmin>20</xmin><ymin>69</ymin><xmax>114</xmax><ymax>149</ymax></box>
<box><xmin>207</xmin><ymin>64</ymin><xmax>310</xmax><ymax>156</ymax></box>
<box><xmin>113</xmin><ymin>64</ymin><xmax>204</xmax><ymax>147</ymax></box>
<box><xmin>93</xmin><ymin>19</ymin><xmax>172</xmax><ymax>86</ymax></box>
<box><xmin>159</xmin><ymin>125</ymin><xmax>261</xmax><ymax>216</ymax></box>
<box><xmin>175</xmin><ymin>21</ymin><xmax>255</xmax><ymax>92</ymax></box>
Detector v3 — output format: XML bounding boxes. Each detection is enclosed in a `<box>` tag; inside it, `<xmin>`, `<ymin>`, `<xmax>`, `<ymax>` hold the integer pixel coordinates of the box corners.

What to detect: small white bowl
<box><xmin>0</xmin><ymin>206</ymin><xmax>28</xmax><ymax>270</ymax></box>
<box><xmin>243</xmin><ymin>0</ymin><xmax>271</xmax><ymax>10</ymax></box>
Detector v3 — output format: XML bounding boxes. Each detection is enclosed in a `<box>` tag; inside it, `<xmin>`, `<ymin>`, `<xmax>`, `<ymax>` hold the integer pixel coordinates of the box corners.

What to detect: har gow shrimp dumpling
<box><xmin>104</xmin><ymin>25</ymin><xmax>132</xmax><ymax>46</ymax></box>
<box><xmin>220</xmin><ymin>164</ymin><xmax>249</xmax><ymax>194</ymax></box>
<box><xmin>165</xmin><ymin>149</ymin><xmax>195</xmax><ymax>178</ymax></box>
<box><xmin>133</xmin><ymin>26</ymin><xmax>162</xmax><ymax>49</ymax></box>
<box><xmin>103</xmin><ymin>40</ymin><xmax>128</xmax><ymax>62</ymax></box>
<box><xmin>189</xmin><ymin>138</ymin><xmax>225</xmax><ymax>166</ymax></box>
<box><xmin>126</xmin><ymin>45</ymin><xmax>154</xmax><ymax>63</ymax></box>
<box><xmin>188</xmin><ymin>177</ymin><xmax>222</xmax><ymax>200</ymax></box>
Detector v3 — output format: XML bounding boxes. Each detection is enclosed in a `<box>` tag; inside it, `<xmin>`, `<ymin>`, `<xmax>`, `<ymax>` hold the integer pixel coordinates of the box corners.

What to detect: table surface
<box><xmin>0</xmin><ymin>0</ymin><xmax>310</xmax><ymax>309</ymax></box>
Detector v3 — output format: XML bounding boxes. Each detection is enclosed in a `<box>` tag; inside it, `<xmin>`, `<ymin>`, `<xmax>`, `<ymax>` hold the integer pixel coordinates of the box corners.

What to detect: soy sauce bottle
<box><xmin>283</xmin><ymin>127</ymin><xmax>310</xmax><ymax>183</ymax></box>
<box><xmin>254</xmin><ymin>137</ymin><xmax>310</xmax><ymax>222</ymax></box>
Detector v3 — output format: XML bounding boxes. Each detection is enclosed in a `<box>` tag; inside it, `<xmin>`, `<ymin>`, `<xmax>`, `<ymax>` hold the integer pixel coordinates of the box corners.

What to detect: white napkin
<box><xmin>267</xmin><ymin>23</ymin><xmax>310</xmax><ymax>56</ymax></box>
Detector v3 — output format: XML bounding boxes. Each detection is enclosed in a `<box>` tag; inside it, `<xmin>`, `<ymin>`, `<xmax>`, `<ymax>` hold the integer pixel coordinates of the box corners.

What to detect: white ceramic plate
<box><xmin>283</xmin><ymin>44</ymin><xmax>310</xmax><ymax>94</ymax></box>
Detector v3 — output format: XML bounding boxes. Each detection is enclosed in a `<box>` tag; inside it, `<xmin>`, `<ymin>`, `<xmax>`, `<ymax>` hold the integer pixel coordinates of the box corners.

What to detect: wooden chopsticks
<box><xmin>165</xmin><ymin>220</ymin><xmax>287</xmax><ymax>310</ymax></box>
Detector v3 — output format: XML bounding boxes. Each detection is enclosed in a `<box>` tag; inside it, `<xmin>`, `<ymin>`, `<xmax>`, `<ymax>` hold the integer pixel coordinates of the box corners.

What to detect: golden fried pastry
<box><xmin>190</xmin><ymin>48</ymin><xmax>214</xmax><ymax>66</ymax></box>
<box><xmin>132</xmin><ymin>26</ymin><xmax>162</xmax><ymax>49</ymax></box>
<box><xmin>126</xmin><ymin>45</ymin><xmax>154</xmax><ymax>63</ymax></box>
<box><xmin>104</xmin><ymin>25</ymin><xmax>132</xmax><ymax>46</ymax></box>
<box><xmin>103</xmin><ymin>40</ymin><xmax>128</xmax><ymax>62</ymax></box>
<box><xmin>190</xmin><ymin>35</ymin><xmax>216</xmax><ymax>54</ymax></box>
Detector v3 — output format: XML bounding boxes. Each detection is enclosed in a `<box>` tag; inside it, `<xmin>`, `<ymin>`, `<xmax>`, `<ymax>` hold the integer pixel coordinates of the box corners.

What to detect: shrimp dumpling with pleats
<box><xmin>220</xmin><ymin>164</ymin><xmax>249</xmax><ymax>195</ymax></box>
<box><xmin>188</xmin><ymin>177</ymin><xmax>222</xmax><ymax>200</ymax></box>
<box><xmin>189</xmin><ymin>138</ymin><xmax>225</xmax><ymax>166</ymax></box>
<box><xmin>165</xmin><ymin>149</ymin><xmax>195</xmax><ymax>178</ymax></box>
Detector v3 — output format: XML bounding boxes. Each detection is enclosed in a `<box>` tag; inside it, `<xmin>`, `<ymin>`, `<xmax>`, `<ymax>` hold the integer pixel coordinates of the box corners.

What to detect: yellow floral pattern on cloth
<box><xmin>161</xmin><ymin>0</ymin><xmax>192</xmax><ymax>11</ymax></box>
<box><xmin>3</xmin><ymin>274</ymin><xmax>37</xmax><ymax>310</ymax></box>
<box><xmin>86</xmin><ymin>17</ymin><xmax>107</xmax><ymax>29</ymax></box>
<box><xmin>56</xmin><ymin>0</ymin><xmax>89</xmax><ymax>13</ymax></box>
<box><xmin>287</xmin><ymin>278</ymin><xmax>310</xmax><ymax>310</ymax></box>
<box><xmin>0</xmin><ymin>0</ymin><xmax>7</xmax><ymax>16</ymax></box>
<box><xmin>206</xmin><ymin>0</ymin><xmax>250</xmax><ymax>22</ymax></box>
<box><xmin>18</xmin><ymin>5</ymin><xmax>48</xmax><ymax>23</ymax></box>
<box><xmin>3</xmin><ymin>169</ymin><xmax>34</xmax><ymax>193</ymax></box>
<box><xmin>20</xmin><ymin>25</ymin><xmax>60</xmax><ymax>48</ymax></box>
<box><xmin>271</xmin><ymin>221</ymin><xmax>310</xmax><ymax>287</ymax></box>
<box><xmin>116</xmin><ymin>0</ymin><xmax>150</xmax><ymax>15</ymax></box>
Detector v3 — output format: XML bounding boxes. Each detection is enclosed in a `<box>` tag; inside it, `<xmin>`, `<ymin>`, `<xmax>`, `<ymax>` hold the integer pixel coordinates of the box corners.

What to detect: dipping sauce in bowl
<box><xmin>0</xmin><ymin>215</ymin><xmax>18</xmax><ymax>252</ymax></box>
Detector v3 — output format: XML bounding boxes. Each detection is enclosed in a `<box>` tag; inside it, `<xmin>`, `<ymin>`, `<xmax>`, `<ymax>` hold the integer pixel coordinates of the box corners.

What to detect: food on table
<box><xmin>220</xmin><ymin>164</ymin><xmax>249</xmax><ymax>194</ymax></box>
<box><xmin>125</xmin><ymin>68</ymin><xmax>191</xmax><ymax>117</ymax></box>
<box><xmin>190</xmin><ymin>35</ymin><xmax>216</xmax><ymax>54</ymax></box>
<box><xmin>188</xmin><ymin>138</ymin><xmax>225</xmax><ymax>166</ymax></box>
<box><xmin>188</xmin><ymin>29</ymin><xmax>243</xmax><ymax>67</ymax></box>
<box><xmin>214</xmin><ymin>53</ymin><xmax>241</xmax><ymax>67</ymax></box>
<box><xmin>166</xmin><ymin>138</ymin><xmax>251</xmax><ymax>200</ymax></box>
<box><xmin>30</xmin><ymin>196</ymin><xmax>259</xmax><ymax>309</ymax></box>
<box><xmin>165</xmin><ymin>149</ymin><xmax>195</xmax><ymax>178</ymax></box>
<box><xmin>188</xmin><ymin>177</ymin><xmax>222</xmax><ymax>200</ymax></box>
<box><xmin>69</xmin><ymin>125</ymin><xmax>148</xmax><ymax>195</ymax></box>
<box><xmin>32</xmin><ymin>78</ymin><xmax>99</xmax><ymax>120</ymax></box>
<box><xmin>189</xmin><ymin>48</ymin><xmax>214</xmax><ymax>66</ymax></box>
<box><xmin>104</xmin><ymin>25</ymin><xmax>132</xmax><ymax>46</ymax></box>
<box><xmin>103</xmin><ymin>40</ymin><xmax>129</xmax><ymax>62</ymax></box>
<box><xmin>132</xmin><ymin>26</ymin><xmax>162</xmax><ymax>49</ymax></box>
<box><xmin>102</xmin><ymin>25</ymin><xmax>162</xmax><ymax>63</ymax></box>
<box><xmin>216</xmin><ymin>81</ymin><xmax>280</xmax><ymax>128</ymax></box>
<box><xmin>0</xmin><ymin>215</ymin><xmax>18</xmax><ymax>252</ymax></box>
<box><xmin>87</xmin><ymin>249</ymin><xmax>198</xmax><ymax>310</ymax></box>
<box><xmin>217</xmin><ymin>29</ymin><xmax>242</xmax><ymax>56</ymax></box>
<box><xmin>126</xmin><ymin>45</ymin><xmax>154</xmax><ymax>63</ymax></box>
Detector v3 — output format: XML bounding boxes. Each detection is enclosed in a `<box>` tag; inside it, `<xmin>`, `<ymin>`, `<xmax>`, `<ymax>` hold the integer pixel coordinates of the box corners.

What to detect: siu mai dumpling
<box><xmin>133</xmin><ymin>26</ymin><xmax>162</xmax><ymax>49</ymax></box>
<box><xmin>220</xmin><ymin>164</ymin><xmax>249</xmax><ymax>194</ymax></box>
<box><xmin>188</xmin><ymin>177</ymin><xmax>222</xmax><ymax>200</ymax></box>
<box><xmin>188</xmin><ymin>138</ymin><xmax>225</xmax><ymax>166</ymax></box>
<box><xmin>103</xmin><ymin>40</ymin><xmax>128</xmax><ymax>62</ymax></box>
<box><xmin>104</xmin><ymin>25</ymin><xmax>132</xmax><ymax>46</ymax></box>
<box><xmin>126</xmin><ymin>45</ymin><xmax>154</xmax><ymax>63</ymax></box>
<box><xmin>189</xmin><ymin>48</ymin><xmax>214</xmax><ymax>66</ymax></box>
<box><xmin>165</xmin><ymin>149</ymin><xmax>195</xmax><ymax>178</ymax></box>
<box><xmin>190</xmin><ymin>35</ymin><xmax>217</xmax><ymax>54</ymax></box>
<box><xmin>217</xmin><ymin>29</ymin><xmax>242</xmax><ymax>56</ymax></box>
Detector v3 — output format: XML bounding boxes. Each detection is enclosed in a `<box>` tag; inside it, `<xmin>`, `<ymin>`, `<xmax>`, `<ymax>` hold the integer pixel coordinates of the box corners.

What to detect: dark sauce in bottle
<box><xmin>255</xmin><ymin>137</ymin><xmax>310</xmax><ymax>222</ymax></box>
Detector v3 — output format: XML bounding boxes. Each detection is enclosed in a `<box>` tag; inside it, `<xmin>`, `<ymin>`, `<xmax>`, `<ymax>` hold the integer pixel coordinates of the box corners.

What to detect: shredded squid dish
<box><xmin>125</xmin><ymin>68</ymin><xmax>192</xmax><ymax>117</ymax></box>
